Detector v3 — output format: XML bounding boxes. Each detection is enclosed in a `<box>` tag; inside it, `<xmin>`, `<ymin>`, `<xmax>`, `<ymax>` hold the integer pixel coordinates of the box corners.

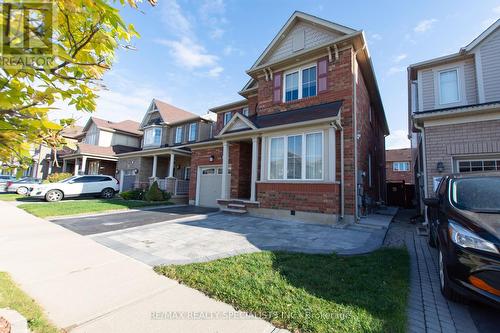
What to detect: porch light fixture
<box><xmin>133</xmin><ymin>168</ymin><xmax>139</xmax><ymax>175</ymax></box>
<box><xmin>209</xmin><ymin>155</ymin><xmax>215</xmax><ymax>162</ymax></box>
<box><xmin>437</xmin><ymin>162</ymin><xmax>445</xmax><ymax>173</ymax></box>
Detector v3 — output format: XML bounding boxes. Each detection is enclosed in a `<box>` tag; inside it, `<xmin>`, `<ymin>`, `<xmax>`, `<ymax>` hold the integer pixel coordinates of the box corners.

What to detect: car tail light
<box><xmin>6</xmin><ymin>181</ymin><xmax>12</xmax><ymax>187</ymax></box>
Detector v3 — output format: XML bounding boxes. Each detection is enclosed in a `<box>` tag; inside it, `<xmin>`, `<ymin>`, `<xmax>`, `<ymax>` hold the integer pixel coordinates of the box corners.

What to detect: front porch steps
<box><xmin>219</xmin><ymin>199</ymin><xmax>260</xmax><ymax>215</ymax></box>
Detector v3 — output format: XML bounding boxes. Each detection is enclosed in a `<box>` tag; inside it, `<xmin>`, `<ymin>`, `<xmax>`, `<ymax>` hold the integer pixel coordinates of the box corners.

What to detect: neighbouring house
<box><xmin>385</xmin><ymin>148</ymin><xmax>415</xmax><ymax>207</ymax></box>
<box><xmin>27</xmin><ymin>125</ymin><xmax>84</xmax><ymax>179</ymax></box>
<box><xmin>408</xmin><ymin>19</ymin><xmax>500</xmax><ymax>213</ymax></box>
<box><xmin>116</xmin><ymin>99</ymin><xmax>215</xmax><ymax>201</ymax></box>
<box><xmin>187</xmin><ymin>11</ymin><xmax>389</xmax><ymax>224</ymax></box>
<box><xmin>386</xmin><ymin>148</ymin><xmax>413</xmax><ymax>184</ymax></box>
<box><xmin>61</xmin><ymin>117</ymin><xmax>142</xmax><ymax>176</ymax></box>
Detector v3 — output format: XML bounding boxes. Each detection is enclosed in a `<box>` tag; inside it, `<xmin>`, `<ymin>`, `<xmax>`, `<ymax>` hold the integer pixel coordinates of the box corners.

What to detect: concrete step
<box><xmin>227</xmin><ymin>203</ymin><xmax>246</xmax><ymax>209</ymax></box>
<box><xmin>222</xmin><ymin>208</ymin><xmax>247</xmax><ymax>215</ymax></box>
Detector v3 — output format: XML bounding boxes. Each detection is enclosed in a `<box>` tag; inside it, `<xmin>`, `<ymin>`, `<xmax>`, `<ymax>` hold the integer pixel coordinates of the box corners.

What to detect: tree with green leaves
<box><xmin>0</xmin><ymin>0</ymin><xmax>156</xmax><ymax>170</ymax></box>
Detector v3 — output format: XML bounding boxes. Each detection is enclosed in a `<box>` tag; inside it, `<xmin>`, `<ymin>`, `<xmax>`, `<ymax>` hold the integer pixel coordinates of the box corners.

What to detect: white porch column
<box><xmin>119</xmin><ymin>169</ymin><xmax>124</xmax><ymax>192</ymax></box>
<box><xmin>151</xmin><ymin>155</ymin><xmax>158</xmax><ymax>178</ymax></box>
<box><xmin>81</xmin><ymin>156</ymin><xmax>87</xmax><ymax>174</ymax></box>
<box><xmin>221</xmin><ymin>141</ymin><xmax>229</xmax><ymax>199</ymax></box>
<box><xmin>73</xmin><ymin>159</ymin><xmax>79</xmax><ymax>176</ymax></box>
<box><xmin>168</xmin><ymin>153</ymin><xmax>175</xmax><ymax>178</ymax></box>
<box><xmin>250</xmin><ymin>137</ymin><xmax>258</xmax><ymax>202</ymax></box>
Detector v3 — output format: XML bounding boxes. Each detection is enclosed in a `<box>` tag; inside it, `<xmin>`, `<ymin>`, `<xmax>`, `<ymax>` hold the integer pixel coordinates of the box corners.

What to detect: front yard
<box><xmin>0</xmin><ymin>272</ymin><xmax>58</xmax><ymax>333</ymax></box>
<box><xmin>155</xmin><ymin>248</ymin><xmax>409</xmax><ymax>333</ymax></box>
<box><xmin>16</xmin><ymin>198</ymin><xmax>172</xmax><ymax>218</ymax></box>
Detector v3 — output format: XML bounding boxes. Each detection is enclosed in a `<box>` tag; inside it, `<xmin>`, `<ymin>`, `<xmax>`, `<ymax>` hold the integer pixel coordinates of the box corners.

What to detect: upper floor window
<box><xmin>438</xmin><ymin>69</ymin><xmax>459</xmax><ymax>105</ymax></box>
<box><xmin>144</xmin><ymin>127</ymin><xmax>161</xmax><ymax>146</ymax></box>
<box><xmin>242</xmin><ymin>107</ymin><xmax>249</xmax><ymax>117</ymax></box>
<box><xmin>175</xmin><ymin>126</ymin><xmax>183</xmax><ymax>144</ymax></box>
<box><xmin>188</xmin><ymin>123</ymin><xmax>197</xmax><ymax>141</ymax></box>
<box><xmin>393</xmin><ymin>162</ymin><xmax>410</xmax><ymax>172</ymax></box>
<box><xmin>223</xmin><ymin>112</ymin><xmax>232</xmax><ymax>125</ymax></box>
<box><xmin>284</xmin><ymin>64</ymin><xmax>317</xmax><ymax>102</ymax></box>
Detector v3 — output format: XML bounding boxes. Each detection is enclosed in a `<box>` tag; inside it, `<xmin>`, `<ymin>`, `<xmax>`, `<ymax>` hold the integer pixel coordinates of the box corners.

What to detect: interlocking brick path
<box><xmin>384</xmin><ymin>209</ymin><xmax>478</xmax><ymax>333</ymax></box>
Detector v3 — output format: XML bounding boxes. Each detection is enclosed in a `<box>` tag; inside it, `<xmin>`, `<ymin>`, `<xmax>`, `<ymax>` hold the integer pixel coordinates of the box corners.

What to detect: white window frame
<box><xmin>267</xmin><ymin>131</ymin><xmax>324</xmax><ymax>181</ymax></box>
<box><xmin>282</xmin><ymin>63</ymin><xmax>317</xmax><ymax>102</ymax></box>
<box><xmin>393</xmin><ymin>162</ymin><xmax>410</xmax><ymax>172</ymax></box>
<box><xmin>184</xmin><ymin>167</ymin><xmax>191</xmax><ymax>180</ymax></box>
<box><xmin>454</xmin><ymin>157</ymin><xmax>500</xmax><ymax>173</ymax></box>
<box><xmin>242</xmin><ymin>107</ymin><xmax>249</xmax><ymax>117</ymax></box>
<box><xmin>143</xmin><ymin>126</ymin><xmax>162</xmax><ymax>146</ymax></box>
<box><xmin>438</xmin><ymin>68</ymin><xmax>460</xmax><ymax>105</ymax></box>
<box><xmin>188</xmin><ymin>123</ymin><xmax>197</xmax><ymax>142</ymax></box>
<box><xmin>223</xmin><ymin>112</ymin><xmax>232</xmax><ymax>125</ymax></box>
<box><xmin>175</xmin><ymin>126</ymin><xmax>183</xmax><ymax>144</ymax></box>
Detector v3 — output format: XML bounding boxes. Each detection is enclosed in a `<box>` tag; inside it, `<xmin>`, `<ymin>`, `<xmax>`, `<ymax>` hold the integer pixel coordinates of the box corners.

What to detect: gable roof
<box><xmin>61</xmin><ymin>125</ymin><xmax>84</xmax><ymax>139</ymax></box>
<box><xmin>249</xmin><ymin>11</ymin><xmax>357</xmax><ymax>71</ymax></box>
<box><xmin>153</xmin><ymin>99</ymin><xmax>200</xmax><ymax>125</ymax></box>
<box><xmin>84</xmin><ymin>117</ymin><xmax>142</xmax><ymax>136</ymax></box>
<box><xmin>462</xmin><ymin>18</ymin><xmax>500</xmax><ymax>52</ymax></box>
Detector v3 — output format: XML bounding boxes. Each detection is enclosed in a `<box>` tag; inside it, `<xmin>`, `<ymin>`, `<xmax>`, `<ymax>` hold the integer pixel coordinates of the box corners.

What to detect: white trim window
<box><xmin>188</xmin><ymin>123</ymin><xmax>197</xmax><ymax>142</ymax></box>
<box><xmin>393</xmin><ymin>162</ymin><xmax>410</xmax><ymax>172</ymax></box>
<box><xmin>184</xmin><ymin>167</ymin><xmax>191</xmax><ymax>180</ymax></box>
<box><xmin>144</xmin><ymin>127</ymin><xmax>162</xmax><ymax>146</ymax></box>
<box><xmin>175</xmin><ymin>126</ymin><xmax>183</xmax><ymax>144</ymax></box>
<box><xmin>438</xmin><ymin>69</ymin><xmax>459</xmax><ymax>105</ymax></box>
<box><xmin>268</xmin><ymin>131</ymin><xmax>323</xmax><ymax>180</ymax></box>
<box><xmin>242</xmin><ymin>107</ymin><xmax>249</xmax><ymax>117</ymax></box>
<box><xmin>457</xmin><ymin>159</ymin><xmax>500</xmax><ymax>172</ymax></box>
<box><xmin>223</xmin><ymin>112</ymin><xmax>232</xmax><ymax>125</ymax></box>
<box><xmin>283</xmin><ymin>64</ymin><xmax>317</xmax><ymax>102</ymax></box>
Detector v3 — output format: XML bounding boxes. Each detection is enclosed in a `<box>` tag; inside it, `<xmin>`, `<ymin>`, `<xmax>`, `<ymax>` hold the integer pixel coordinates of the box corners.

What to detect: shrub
<box><xmin>144</xmin><ymin>181</ymin><xmax>165</xmax><ymax>201</ymax></box>
<box><xmin>120</xmin><ymin>189</ymin><xmax>144</xmax><ymax>200</ymax></box>
<box><xmin>46</xmin><ymin>172</ymin><xmax>73</xmax><ymax>183</ymax></box>
<box><xmin>162</xmin><ymin>190</ymin><xmax>172</xmax><ymax>201</ymax></box>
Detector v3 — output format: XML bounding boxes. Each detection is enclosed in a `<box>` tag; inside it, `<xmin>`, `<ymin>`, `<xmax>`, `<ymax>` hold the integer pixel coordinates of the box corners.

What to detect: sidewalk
<box><xmin>0</xmin><ymin>201</ymin><xmax>286</xmax><ymax>333</ymax></box>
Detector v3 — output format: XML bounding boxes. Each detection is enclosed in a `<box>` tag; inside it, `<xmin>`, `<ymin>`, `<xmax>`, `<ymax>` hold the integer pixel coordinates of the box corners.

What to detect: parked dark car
<box><xmin>424</xmin><ymin>172</ymin><xmax>500</xmax><ymax>308</ymax></box>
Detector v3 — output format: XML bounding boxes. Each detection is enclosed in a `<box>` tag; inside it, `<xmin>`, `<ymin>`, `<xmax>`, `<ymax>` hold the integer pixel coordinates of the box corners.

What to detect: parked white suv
<box><xmin>30</xmin><ymin>175</ymin><xmax>119</xmax><ymax>202</ymax></box>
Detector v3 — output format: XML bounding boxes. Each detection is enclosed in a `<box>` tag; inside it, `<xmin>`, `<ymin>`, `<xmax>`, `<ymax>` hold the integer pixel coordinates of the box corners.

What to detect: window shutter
<box><xmin>318</xmin><ymin>59</ymin><xmax>328</xmax><ymax>93</ymax></box>
<box><xmin>273</xmin><ymin>72</ymin><xmax>282</xmax><ymax>103</ymax></box>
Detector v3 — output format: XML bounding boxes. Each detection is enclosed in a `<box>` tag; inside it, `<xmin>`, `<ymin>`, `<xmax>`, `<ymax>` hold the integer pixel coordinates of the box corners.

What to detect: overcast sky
<box><xmin>49</xmin><ymin>0</ymin><xmax>500</xmax><ymax>149</ymax></box>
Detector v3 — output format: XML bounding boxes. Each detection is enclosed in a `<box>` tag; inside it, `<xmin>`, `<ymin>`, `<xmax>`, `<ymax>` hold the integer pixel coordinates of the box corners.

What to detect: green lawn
<box><xmin>0</xmin><ymin>193</ymin><xmax>34</xmax><ymax>202</ymax></box>
<box><xmin>17</xmin><ymin>199</ymin><xmax>172</xmax><ymax>218</ymax></box>
<box><xmin>0</xmin><ymin>272</ymin><xmax>59</xmax><ymax>333</ymax></box>
<box><xmin>155</xmin><ymin>249</ymin><xmax>409</xmax><ymax>333</ymax></box>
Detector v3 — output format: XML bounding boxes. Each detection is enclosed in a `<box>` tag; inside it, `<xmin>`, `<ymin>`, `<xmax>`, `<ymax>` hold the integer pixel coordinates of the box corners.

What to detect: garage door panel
<box><xmin>198</xmin><ymin>167</ymin><xmax>222</xmax><ymax>207</ymax></box>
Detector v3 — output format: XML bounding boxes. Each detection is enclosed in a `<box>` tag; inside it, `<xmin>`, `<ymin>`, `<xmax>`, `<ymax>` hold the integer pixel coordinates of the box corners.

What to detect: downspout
<box><xmin>352</xmin><ymin>43</ymin><xmax>366</xmax><ymax>222</ymax></box>
<box><xmin>334</xmin><ymin>119</ymin><xmax>344</xmax><ymax>220</ymax></box>
<box><xmin>414</xmin><ymin>121</ymin><xmax>428</xmax><ymax>211</ymax></box>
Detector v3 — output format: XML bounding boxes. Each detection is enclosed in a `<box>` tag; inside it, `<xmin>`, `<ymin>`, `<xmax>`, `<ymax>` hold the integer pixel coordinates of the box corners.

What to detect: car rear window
<box><xmin>451</xmin><ymin>177</ymin><xmax>500</xmax><ymax>213</ymax></box>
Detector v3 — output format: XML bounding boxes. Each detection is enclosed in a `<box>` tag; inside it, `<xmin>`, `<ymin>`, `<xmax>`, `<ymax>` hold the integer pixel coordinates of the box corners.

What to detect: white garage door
<box><xmin>197</xmin><ymin>166</ymin><xmax>230</xmax><ymax>207</ymax></box>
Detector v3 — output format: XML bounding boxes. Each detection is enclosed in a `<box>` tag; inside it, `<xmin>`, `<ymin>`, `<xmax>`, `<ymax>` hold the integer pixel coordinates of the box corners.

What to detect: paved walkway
<box><xmin>0</xmin><ymin>201</ymin><xmax>288</xmax><ymax>333</ymax></box>
<box><xmin>385</xmin><ymin>209</ymin><xmax>499</xmax><ymax>333</ymax></box>
<box><xmin>90</xmin><ymin>209</ymin><xmax>396</xmax><ymax>266</ymax></box>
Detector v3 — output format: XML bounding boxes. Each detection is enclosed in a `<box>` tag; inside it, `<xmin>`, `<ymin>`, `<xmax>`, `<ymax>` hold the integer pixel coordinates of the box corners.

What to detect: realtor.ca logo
<box><xmin>1</xmin><ymin>0</ymin><xmax>56</xmax><ymax>68</ymax></box>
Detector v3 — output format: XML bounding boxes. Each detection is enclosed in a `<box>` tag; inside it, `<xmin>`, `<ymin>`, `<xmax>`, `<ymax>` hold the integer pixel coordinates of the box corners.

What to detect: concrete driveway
<box><xmin>88</xmin><ymin>212</ymin><xmax>392</xmax><ymax>266</ymax></box>
<box><xmin>50</xmin><ymin>206</ymin><xmax>219</xmax><ymax>235</ymax></box>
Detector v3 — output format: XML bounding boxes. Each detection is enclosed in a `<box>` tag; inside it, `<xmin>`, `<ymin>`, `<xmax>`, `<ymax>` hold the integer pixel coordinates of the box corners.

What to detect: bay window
<box><xmin>269</xmin><ymin>132</ymin><xmax>323</xmax><ymax>180</ymax></box>
<box><xmin>284</xmin><ymin>64</ymin><xmax>317</xmax><ymax>102</ymax></box>
<box><xmin>144</xmin><ymin>127</ymin><xmax>162</xmax><ymax>146</ymax></box>
<box><xmin>175</xmin><ymin>126</ymin><xmax>183</xmax><ymax>144</ymax></box>
<box><xmin>439</xmin><ymin>69</ymin><xmax>459</xmax><ymax>104</ymax></box>
<box><xmin>188</xmin><ymin>123</ymin><xmax>197</xmax><ymax>141</ymax></box>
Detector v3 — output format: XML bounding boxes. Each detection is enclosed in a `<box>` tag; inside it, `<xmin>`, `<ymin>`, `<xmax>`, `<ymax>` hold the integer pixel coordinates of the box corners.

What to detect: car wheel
<box><xmin>101</xmin><ymin>188</ymin><xmax>115</xmax><ymax>199</ymax></box>
<box><xmin>45</xmin><ymin>189</ymin><xmax>63</xmax><ymax>202</ymax></box>
<box><xmin>428</xmin><ymin>223</ymin><xmax>436</xmax><ymax>248</ymax></box>
<box><xmin>16</xmin><ymin>186</ymin><xmax>28</xmax><ymax>195</ymax></box>
<box><xmin>438</xmin><ymin>248</ymin><xmax>466</xmax><ymax>303</ymax></box>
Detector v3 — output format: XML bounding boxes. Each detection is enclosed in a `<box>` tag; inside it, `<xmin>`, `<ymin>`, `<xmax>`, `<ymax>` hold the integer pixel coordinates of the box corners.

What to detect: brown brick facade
<box><xmin>424</xmin><ymin>119</ymin><xmax>500</xmax><ymax>194</ymax></box>
<box><xmin>257</xmin><ymin>182</ymin><xmax>340</xmax><ymax>214</ymax></box>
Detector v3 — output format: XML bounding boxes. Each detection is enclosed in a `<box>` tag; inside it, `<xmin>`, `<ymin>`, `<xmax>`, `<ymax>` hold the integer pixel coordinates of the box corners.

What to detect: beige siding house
<box><xmin>409</xmin><ymin>19</ymin><xmax>500</xmax><ymax>212</ymax></box>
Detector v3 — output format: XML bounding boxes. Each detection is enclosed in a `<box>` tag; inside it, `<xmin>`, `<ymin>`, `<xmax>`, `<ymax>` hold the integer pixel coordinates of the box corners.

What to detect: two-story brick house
<box><xmin>386</xmin><ymin>148</ymin><xmax>414</xmax><ymax>185</ymax></box>
<box><xmin>408</xmin><ymin>19</ymin><xmax>500</xmax><ymax>212</ymax></box>
<box><xmin>62</xmin><ymin>117</ymin><xmax>142</xmax><ymax>176</ymax></box>
<box><xmin>116</xmin><ymin>99</ymin><xmax>215</xmax><ymax>199</ymax></box>
<box><xmin>187</xmin><ymin>12</ymin><xmax>389</xmax><ymax>224</ymax></box>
